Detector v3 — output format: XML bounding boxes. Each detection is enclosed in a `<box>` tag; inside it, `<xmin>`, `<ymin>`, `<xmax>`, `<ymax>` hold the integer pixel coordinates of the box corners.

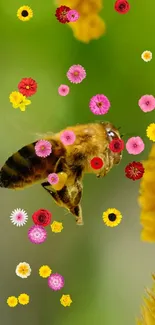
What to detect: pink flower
<box><xmin>48</xmin><ymin>273</ymin><xmax>65</xmax><ymax>291</ymax></box>
<box><xmin>126</xmin><ymin>136</ymin><xmax>145</xmax><ymax>155</ymax></box>
<box><xmin>28</xmin><ymin>225</ymin><xmax>47</xmax><ymax>244</ymax></box>
<box><xmin>35</xmin><ymin>140</ymin><xmax>52</xmax><ymax>158</ymax></box>
<box><xmin>138</xmin><ymin>95</ymin><xmax>155</xmax><ymax>112</ymax></box>
<box><xmin>47</xmin><ymin>173</ymin><xmax>59</xmax><ymax>185</ymax></box>
<box><xmin>67</xmin><ymin>64</ymin><xmax>86</xmax><ymax>84</ymax></box>
<box><xmin>89</xmin><ymin>94</ymin><xmax>111</xmax><ymax>115</ymax></box>
<box><xmin>60</xmin><ymin>130</ymin><xmax>76</xmax><ymax>145</ymax></box>
<box><xmin>58</xmin><ymin>84</ymin><xmax>70</xmax><ymax>96</ymax></box>
<box><xmin>67</xmin><ymin>9</ymin><xmax>79</xmax><ymax>22</ymax></box>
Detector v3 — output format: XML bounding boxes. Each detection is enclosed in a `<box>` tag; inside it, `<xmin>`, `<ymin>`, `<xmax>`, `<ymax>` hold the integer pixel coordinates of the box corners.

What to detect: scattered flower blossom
<box><xmin>60</xmin><ymin>294</ymin><xmax>72</xmax><ymax>307</ymax></box>
<box><xmin>58</xmin><ymin>84</ymin><xmax>70</xmax><ymax>96</ymax></box>
<box><xmin>146</xmin><ymin>123</ymin><xmax>155</xmax><ymax>142</ymax></box>
<box><xmin>15</xmin><ymin>262</ymin><xmax>31</xmax><ymax>278</ymax></box>
<box><xmin>138</xmin><ymin>95</ymin><xmax>155</xmax><ymax>112</ymax></box>
<box><xmin>114</xmin><ymin>0</ymin><xmax>130</xmax><ymax>14</ymax></box>
<box><xmin>7</xmin><ymin>296</ymin><xmax>18</xmax><ymax>307</ymax></box>
<box><xmin>18</xmin><ymin>77</ymin><xmax>37</xmax><ymax>97</ymax></box>
<box><xmin>102</xmin><ymin>208</ymin><xmax>122</xmax><ymax>227</ymax></box>
<box><xmin>141</xmin><ymin>50</ymin><xmax>152</xmax><ymax>62</ymax></box>
<box><xmin>18</xmin><ymin>293</ymin><xmax>29</xmax><ymax>305</ymax></box>
<box><xmin>10</xmin><ymin>208</ymin><xmax>28</xmax><ymax>227</ymax></box>
<box><xmin>55</xmin><ymin>5</ymin><xmax>71</xmax><ymax>23</ymax></box>
<box><xmin>60</xmin><ymin>130</ymin><xmax>76</xmax><ymax>145</ymax></box>
<box><xmin>90</xmin><ymin>157</ymin><xmax>104</xmax><ymax>170</ymax></box>
<box><xmin>125</xmin><ymin>161</ymin><xmax>145</xmax><ymax>180</ymax></box>
<box><xmin>126</xmin><ymin>137</ymin><xmax>145</xmax><ymax>155</ymax></box>
<box><xmin>109</xmin><ymin>139</ymin><xmax>124</xmax><ymax>153</ymax></box>
<box><xmin>48</xmin><ymin>273</ymin><xmax>65</xmax><ymax>291</ymax></box>
<box><xmin>17</xmin><ymin>6</ymin><xmax>33</xmax><ymax>22</ymax></box>
<box><xmin>9</xmin><ymin>91</ymin><xmax>31</xmax><ymax>111</ymax></box>
<box><xmin>47</xmin><ymin>173</ymin><xmax>59</xmax><ymax>186</ymax></box>
<box><xmin>35</xmin><ymin>140</ymin><xmax>52</xmax><ymax>158</ymax></box>
<box><xmin>39</xmin><ymin>265</ymin><xmax>52</xmax><ymax>278</ymax></box>
<box><xmin>32</xmin><ymin>209</ymin><xmax>52</xmax><ymax>227</ymax></box>
<box><xmin>89</xmin><ymin>94</ymin><xmax>111</xmax><ymax>115</ymax></box>
<box><xmin>51</xmin><ymin>221</ymin><xmax>63</xmax><ymax>233</ymax></box>
<box><xmin>67</xmin><ymin>64</ymin><xmax>86</xmax><ymax>84</ymax></box>
<box><xmin>67</xmin><ymin>9</ymin><xmax>79</xmax><ymax>22</ymax></box>
<box><xmin>28</xmin><ymin>225</ymin><xmax>47</xmax><ymax>244</ymax></box>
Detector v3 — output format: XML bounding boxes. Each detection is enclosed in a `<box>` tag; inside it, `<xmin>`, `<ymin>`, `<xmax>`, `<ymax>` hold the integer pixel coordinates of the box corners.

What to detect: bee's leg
<box><xmin>54</xmin><ymin>156</ymin><xmax>67</xmax><ymax>173</ymax></box>
<box><xmin>41</xmin><ymin>182</ymin><xmax>63</xmax><ymax>207</ymax></box>
<box><xmin>70</xmin><ymin>204</ymin><xmax>83</xmax><ymax>226</ymax></box>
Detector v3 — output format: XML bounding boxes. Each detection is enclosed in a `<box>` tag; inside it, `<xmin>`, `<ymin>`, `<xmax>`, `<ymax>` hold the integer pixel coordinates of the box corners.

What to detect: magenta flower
<box><xmin>48</xmin><ymin>273</ymin><xmax>65</xmax><ymax>291</ymax></box>
<box><xmin>67</xmin><ymin>9</ymin><xmax>79</xmax><ymax>22</ymax></box>
<box><xmin>35</xmin><ymin>140</ymin><xmax>52</xmax><ymax>158</ymax></box>
<box><xmin>28</xmin><ymin>225</ymin><xmax>47</xmax><ymax>244</ymax></box>
<box><xmin>47</xmin><ymin>173</ymin><xmax>59</xmax><ymax>185</ymax></box>
<box><xmin>58</xmin><ymin>84</ymin><xmax>70</xmax><ymax>96</ymax></box>
<box><xmin>67</xmin><ymin>64</ymin><xmax>86</xmax><ymax>84</ymax></box>
<box><xmin>89</xmin><ymin>94</ymin><xmax>111</xmax><ymax>115</ymax></box>
<box><xmin>138</xmin><ymin>95</ymin><xmax>155</xmax><ymax>112</ymax></box>
<box><xmin>60</xmin><ymin>130</ymin><xmax>76</xmax><ymax>145</ymax></box>
<box><xmin>126</xmin><ymin>136</ymin><xmax>145</xmax><ymax>155</ymax></box>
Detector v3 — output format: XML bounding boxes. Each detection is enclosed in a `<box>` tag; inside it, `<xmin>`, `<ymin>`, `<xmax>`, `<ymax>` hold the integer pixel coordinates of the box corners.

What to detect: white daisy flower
<box><xmin>15</xmin><ymin>262</ymin><xmax>31</xmax><ymax>278</ymax></box>
<box><xmin>10</xmin><ymin>208</ymin><xmax>28</xmax><ymax>226</ymax></box>
<box><xmin>141</xmin><ymin>50</ymin><xmax>152</xmax><ymax>62</ymax></box>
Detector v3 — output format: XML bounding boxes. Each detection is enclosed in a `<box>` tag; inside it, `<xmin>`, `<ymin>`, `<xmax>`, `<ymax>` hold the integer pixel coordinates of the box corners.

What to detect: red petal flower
<box><xmin>18</xmin><ymin>78</ymin><xmax>37</xmax><ymax>97</ymax></box>
<box><xmin>32</xmin><ymin>209</ymin><xmax>52</xmax><ymax>227</ymax></box>
<box><xmin>90</xmin><ymin>157</ymin><xmax>104</xmax><ymax>170</ymax></box>
<box><xmin>109</xmin><ymin>138</ymin><xmax>124</xmax><ymax>153</ymax></box>
<box><xmin>114</xmin><ymin>0</ymin><xmax>130</xmax><ymax>14</ymax></box>
<box><xmin>125</xmin><ymin>161</ymin><xmax>144</xmax><ymax>180</ymax></box>
<box><xmin>55</xmin><ymin>6</ymin><xmax>71</xmax><ymax>24</ymax></box>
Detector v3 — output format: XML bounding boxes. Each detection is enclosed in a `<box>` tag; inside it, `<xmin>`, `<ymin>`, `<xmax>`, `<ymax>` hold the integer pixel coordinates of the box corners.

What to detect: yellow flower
<box><xmin>137</xmin><ymin>274</ymin><xmax>155</xmax><ymax>324</ymax></box>
<box><xmin>60</xmin><ymin>294</ymin><xmax>72</xmax><ymax>307</ymax></box>
<box><xmin>102</xmin><ymin>208</ymin><xmax>122</xmax><ymax>227</ymax></box>
<box><xmin>51</xmin><ymin>221</ymin><xmax>63</xmax><ymax>233</ymax></box>
<box><xmin>56</xmin><ymin>0</ymin><xmax>103</xmax><ymax>14</ymax></box>
<box><xmin>9</xmin><ymin>91</ymin><xmax>31</xmax><ymax>111</ymax></box>
<box><xmin>39</xmin><ymin>265</ymin><xmax>52</xmax><ymax>278</ymax></box>
<box><xmin>70</xmin><ymin>14</ymin><xmax>106</xmax><ymax>43</ymax></box>
<box><xmin>141</xmin><ymin>50</ymin><xmax>152</xmax><ymax>62</ymax></box>
<box><xmin>15</xmin><ymin>262</ymin><xmax>31</xmax><ymax>278</ymax></box>
<box><xmin>18</xmin><ymin>293</ymin><xmax>29</xmax><ymax>305</ymax></box>
<box><xmin>17</xmin><ymin>6</ymin><xmax>33</xmax><ymax>22</ymax></box>
<box><xmin>146</xmin><ymin>123</ymin><xmax>155</xmax><ymax>142</ymax></box>
<box><xmin>7</xmin><ymin>296</ymin><xmax>18</xmax><ymax>307</ymax></box>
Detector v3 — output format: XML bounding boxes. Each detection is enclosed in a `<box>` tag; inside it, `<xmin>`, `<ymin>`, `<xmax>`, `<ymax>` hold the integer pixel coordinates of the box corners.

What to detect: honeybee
<box><xmin>0</xmin><ymin>122</ymin><xmax>122</xmax><ymax>225</ymax></box>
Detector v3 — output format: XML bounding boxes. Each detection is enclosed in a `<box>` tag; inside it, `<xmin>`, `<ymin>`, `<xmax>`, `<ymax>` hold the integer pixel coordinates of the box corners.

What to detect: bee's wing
<box><xmin>33</xmin><ymin>131</ymin><xmax>55</xmax><ymax>141</ymax></box>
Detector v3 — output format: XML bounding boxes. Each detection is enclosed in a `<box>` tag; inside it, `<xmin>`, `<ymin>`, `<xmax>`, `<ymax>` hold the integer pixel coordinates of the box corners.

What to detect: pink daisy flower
<box><xmin>48</xmin><ymin>273</ymin><xmax>65</xmax><ymax>291</ymax></box>
<box><xmin>47</xmin><ymin>173</ymin><xmax>59</xmax><ymax>185</ymax></box>
<box><xmin>35</xmin><ymin>140</ymin><xmax>52</xmax><ymax>158</ymax></box>
<box><xmin>60</xmin><ymin>130</ymin><xmax>76</xmax><ymax>145</ymax></box>
<box><xmin>58</xmin><ymin>84</ymin><xmax>70</xmax><ymax>96</ymax></box>
<box><xmin>138</xmin><ymin>95</ymin><xmax>155</xmax><ymax>112</ymax></box>
<box><xmin>126</xmin><ymin>136</ymin><xmax>145</xmax><ymax>155</ymax></box>
<box><xmin>10</xmin><ymin>208</ymin><xmax>28</xmax><ymax>227</ymax></box>
<box><xmin>67</xmin><ymin>9</ymin><xmax>79</xmax><ymax>22</ymax></box>
<box><xmin>67</xmin><ymin>64</ymin><xmax>86</xmax><ymax>84</ymax></box>
<box><xmin>89</xmin><ymin>94</ymin><xmax>111</xmax><ymax>115</ymax></box>
<box><xmin>28</xmin><ymin>225</ymin><xmax>47</xmax><ymax>244</ymax></box>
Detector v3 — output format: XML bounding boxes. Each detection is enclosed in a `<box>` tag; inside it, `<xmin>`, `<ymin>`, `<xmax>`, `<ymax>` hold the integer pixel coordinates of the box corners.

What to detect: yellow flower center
<box><xmin>26</xmin><ymin>85</ymin><xmax>30</xmax><ymax>89</ymax></box>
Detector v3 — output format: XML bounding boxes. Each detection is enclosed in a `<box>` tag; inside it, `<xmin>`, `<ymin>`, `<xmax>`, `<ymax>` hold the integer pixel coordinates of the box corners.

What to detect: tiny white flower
<box><xmin>15</xmin><ymin>262</ymin><xmax>31</xmax><ymax>278</ymax></box>
<box><xmin>141</xmin><ymin>50</ymin><xmax>152</xmax><ymax>62</ymax></box>
<box><xmin>10</xmin><ymin>208</ymin><xmax>28</xmax><ymax>226</ymax></box>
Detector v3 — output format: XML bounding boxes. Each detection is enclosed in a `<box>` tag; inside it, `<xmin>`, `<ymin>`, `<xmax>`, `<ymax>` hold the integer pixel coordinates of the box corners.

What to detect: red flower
<box><xmin>114</xmin><ymin>0</ymin><xmax>130</xmax><ymax>14</ymax></box>
<box><xmin>18</xmin><ymin>78</ymin><xmax>37</xmax><ymax>97</ymax></box>
<box><xmin>125</xmin><ymin>161</ymin><xmax>145</xmax><ymax>181</ymax></box>
<box><xmin>90</xmin><ymin>157</ymin><xmax>104</xmax><ymax>170</ymax></box>
<box><xmin>55</xmin><ymin>6</ymin><xmax>71</xmax><ymax>24</ymax></box>
<box><xmin>109</xmin><ymin>138</ymin><xmax>124</xmax><ymax>153</ymax></box>
<box><xmin>32</xmin><ymin>209</ymin><xmax>52</xmax><ymax>227</ymax></box>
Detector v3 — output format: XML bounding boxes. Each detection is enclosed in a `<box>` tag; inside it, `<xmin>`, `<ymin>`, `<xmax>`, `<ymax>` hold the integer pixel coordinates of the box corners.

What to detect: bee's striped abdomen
<box><xmin>0</xmin><ymin>139</ymin><xmax>65</xmax><ymax>189</ymax></box>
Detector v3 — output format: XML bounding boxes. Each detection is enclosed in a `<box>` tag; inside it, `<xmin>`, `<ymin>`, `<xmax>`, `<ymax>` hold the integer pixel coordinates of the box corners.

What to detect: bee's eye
<box><xmin>107</xmin><ymin>131</ymin><xmax>115</xmax><ymax>137</ymax></box>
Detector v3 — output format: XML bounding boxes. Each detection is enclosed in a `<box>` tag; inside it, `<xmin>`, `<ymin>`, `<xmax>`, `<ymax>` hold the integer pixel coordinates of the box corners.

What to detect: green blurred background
<box><xmin>0</xmin><ymin>0</ymin><xmax>155</xmax><ymax>324</ymax></box>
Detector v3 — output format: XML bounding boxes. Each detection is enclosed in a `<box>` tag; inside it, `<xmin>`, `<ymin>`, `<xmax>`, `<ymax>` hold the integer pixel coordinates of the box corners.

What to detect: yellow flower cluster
<box><xmin>51</xmin><ymin>221</ymin><xmax>63</xmax><ymax>233</ymax></box>
<box><xmin>56</xmin><ymin>0</ymin><xmax>106</xmax><ymax>43</ymax></box>
<box><xmin>137</xmin><ymin>274</ymin><xmax>155</xmax><ymax>325</ymax></box>
<box><xmin>60</xmin><ymin>294</ymin><xmax>72</xmax><ymax>307</ymax></box>
<box><xmin>138</xmin><ymin>145</ymin><xmax>155</xmax><ymax>242</ymax></box>
<box><xmin>7</xmin><ymin>293</ymin><xmax>29</xmax><ymax>307</ymax></box>
<box><xmin>9</xmin><ymin>91</ymin><xmax>31</xmax><ymax>112</ymax></box>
